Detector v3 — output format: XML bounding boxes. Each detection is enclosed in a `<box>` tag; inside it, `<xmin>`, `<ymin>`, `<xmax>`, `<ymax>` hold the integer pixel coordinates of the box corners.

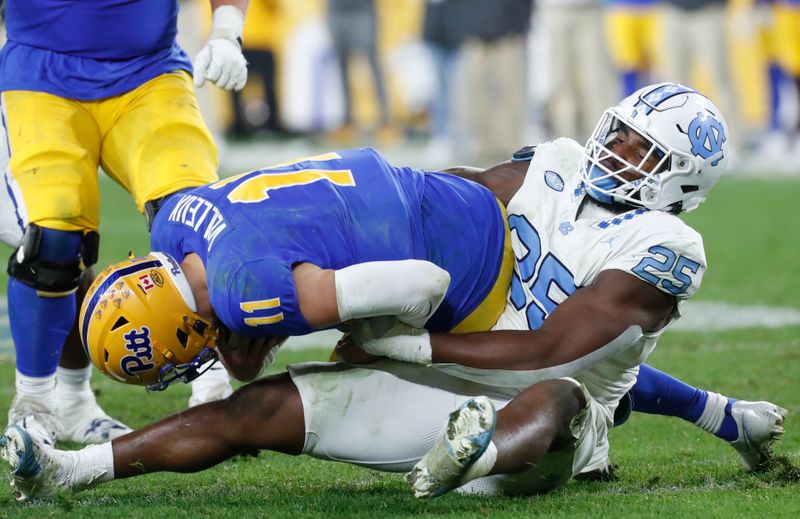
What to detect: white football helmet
<box><xmin>580</xmin><ymin>83</ymin><xmax>730</xmax><ymax>213</ymax></box>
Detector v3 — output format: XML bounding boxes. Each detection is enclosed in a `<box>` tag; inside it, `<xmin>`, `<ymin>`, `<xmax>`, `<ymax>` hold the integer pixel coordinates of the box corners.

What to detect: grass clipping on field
<box><xmin>755</xmin><ymin>455</ymin><xmax>800</xmax><ymax>484</ymax></box>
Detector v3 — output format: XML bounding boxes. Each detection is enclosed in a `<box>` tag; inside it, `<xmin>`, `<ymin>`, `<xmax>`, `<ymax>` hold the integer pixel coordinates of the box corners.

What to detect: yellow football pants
<box><xmin>2</xmin><ymin>71</ymin><xmax>218</xmax><ymax>232</ymax></box>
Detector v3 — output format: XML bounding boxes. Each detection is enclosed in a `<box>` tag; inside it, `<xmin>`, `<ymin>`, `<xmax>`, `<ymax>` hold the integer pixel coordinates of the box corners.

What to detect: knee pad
<box><xmin>7</xmin><ymin>223</ymin><xmax>99</xmax><ymax>293</ymax></box>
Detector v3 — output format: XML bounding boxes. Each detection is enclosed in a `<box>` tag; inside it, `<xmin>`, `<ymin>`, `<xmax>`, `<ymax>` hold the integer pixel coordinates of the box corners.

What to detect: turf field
<box><xmin>0</xmin><ymin>173</ymin><xmax>798</xmax><ymax>518</ymax></box>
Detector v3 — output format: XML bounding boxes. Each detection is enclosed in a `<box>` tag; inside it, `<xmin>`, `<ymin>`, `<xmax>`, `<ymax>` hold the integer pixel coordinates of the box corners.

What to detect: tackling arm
<box><xmin>356</xmin><ymin>269</ymin><xmax>675</xmax><ymax>371</ymax></box>
<box><xmin>440</xmin><ymin>161</ymin><xmax>527</xmax><ymax>207</ymax></box>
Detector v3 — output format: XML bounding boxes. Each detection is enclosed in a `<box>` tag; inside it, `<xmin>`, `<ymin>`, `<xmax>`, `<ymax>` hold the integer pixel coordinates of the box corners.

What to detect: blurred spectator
<box><xmin>772</xmin><ymin>0</ymin><xmax>800</xmax><ymax>153</ymax></box>
<box><xmin>229</xmin><ymin>0</ymin><xmax>283</xmax><ymax>138</ymax></box>
<box><xmin>459</xmin><ymin>0</ymin><xmax>533</xmax><ymax>162</ymax></box>
<box><xmin>603</xmin><ymin>0</ymin><xmax>661</xmax><ymax>97</ymax></box>
<box><xmin>422</xmin><ymin>0</ymin><xmax>471</xmax><ymax>160</ymax></box>
<box><xmin>326</xmin><ymin>0</ymin><xmax>393</xmax><ymax>143</ymax></box>
<box><xmin>660</xmin><ymin>0</ymin><xmax>739</xmax><ymax>148</ymax></box>
<box><xmin>540</xmin><ymin>0</ymin><xmax>614</xmax><ymax>141</ymax></box>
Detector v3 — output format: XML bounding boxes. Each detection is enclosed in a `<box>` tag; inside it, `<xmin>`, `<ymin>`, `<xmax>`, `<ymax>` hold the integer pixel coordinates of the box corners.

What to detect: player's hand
<box><xmin>216</xmin><ymin>330</ymin><xmax>284</xmax><ymax>381</ymax></box>
<box><xmin>193</xmin><ymin>5</ymin><xmax>247</xmax><ymax>91</ymax></box>
<box><xmin>334</xmin><ymin>332</ymin><xmax>381</xmax><ymax>364</ymax></box>
<box><xmin>193</xmin><ymin>38</ymin><xmax>247</xmax><ymax>91</ymax></box>
<box><xmin>350</xmin><ymin>317</ymin><xmax>432</xmax><ymax>365</ymax></box>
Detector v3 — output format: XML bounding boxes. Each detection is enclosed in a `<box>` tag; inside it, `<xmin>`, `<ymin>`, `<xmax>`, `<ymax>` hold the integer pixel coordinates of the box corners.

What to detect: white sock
<box><xmin>69</xmin><ymin>442</ymin><xmax>115</xmax><ymax>490</ymax></box>
<box><xmin>694</xmin><ymin>391</ymin><xmax>728</xmax><ymax>434</ymax></box>
<box><xmin>461</xmin><ymin>441</ymin><xmax>498</xmax><ymax>483</ymax></box>
<box><xmin>15</xmin><ymin>370</ymin><xmax>56</xmax><ymax>411</ymax></box>
<box><xmin>56</xmin><ymin>366</ymin><xmax>94</xmax><ymax>403</ymax></box>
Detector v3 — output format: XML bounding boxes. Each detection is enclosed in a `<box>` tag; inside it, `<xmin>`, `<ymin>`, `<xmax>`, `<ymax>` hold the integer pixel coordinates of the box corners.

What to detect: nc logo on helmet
<box><xmin>120</xmin><ymin>326</ymin><xmax>155</xmax><ymax>377</ymax></box>
<box><xmin>688</xmin><ymin>112</ymin><xmax>726</xmax><ymax>166</ymax></box>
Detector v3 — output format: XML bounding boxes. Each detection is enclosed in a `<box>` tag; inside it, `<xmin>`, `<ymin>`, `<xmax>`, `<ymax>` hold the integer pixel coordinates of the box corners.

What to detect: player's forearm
<box><xmin>430</xmin><ymin>329</ymin><xmax>566</xmax><ymax>370</ymax></box>
<box><xmin>429</xmin><ymin>326</ymin><xmax>645</xmax><ymax>388</ymax></box>
<box><xmin>430</xmin><ymin>325</ymin><xmax>642</xmax><ymax>371</ymax></box>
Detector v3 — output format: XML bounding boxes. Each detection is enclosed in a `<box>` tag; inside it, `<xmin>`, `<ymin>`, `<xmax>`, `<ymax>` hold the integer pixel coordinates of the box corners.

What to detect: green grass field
<box><xmin>1</xmin><ymin>175</ymin><xmax>799</xmax><ymax>517</ymax></box>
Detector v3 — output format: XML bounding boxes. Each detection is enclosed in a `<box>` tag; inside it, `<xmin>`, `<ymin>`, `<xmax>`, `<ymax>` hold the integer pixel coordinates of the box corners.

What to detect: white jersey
<box><xmin>492</xmin><ymin>138</ymin><xmax>706</xmax><ymax>412</ymax></box>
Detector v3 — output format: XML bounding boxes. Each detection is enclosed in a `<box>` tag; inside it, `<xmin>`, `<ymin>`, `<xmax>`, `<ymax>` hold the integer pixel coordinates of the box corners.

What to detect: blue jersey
<box><xmin>150</xmin><ymin>148</ymin><xmax>507</xmax><ymax>336</ymax></box>
<box><xmin>0</xmin><ymin>0</ymin><xmax>191</xmax><ymax>99</ymax></box>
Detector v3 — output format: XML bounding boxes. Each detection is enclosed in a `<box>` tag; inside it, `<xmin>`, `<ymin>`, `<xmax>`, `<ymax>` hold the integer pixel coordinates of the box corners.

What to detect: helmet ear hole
<box><xmin>176</xmin><ymin>329</ymin><xmax>189</xmax><ymax>349</ymax></box>
<box><xmin>104</xmin><ymin>349</ymin><xmax>110</xmax><ymax>362</ymax></box>
<box><xmin>681</xmin><ymin>185</ymin><xmax>699</xmax><ymax>194</ymax></box>
<box><xmin>111</xmin><ymin>316</ymin><xmax>129</xmax><ymax>331</ymax></box>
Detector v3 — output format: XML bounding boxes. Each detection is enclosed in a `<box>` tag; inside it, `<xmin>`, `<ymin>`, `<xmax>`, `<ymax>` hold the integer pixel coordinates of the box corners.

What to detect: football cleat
<box><xmin>405</xmin><ymin>396</ymin><xmax>496</xmax><ymax>498</ymax></box>
<box><xmin>1</xmin><ymin>418</ymin><xmax>72</xmax><ymax>502</ymax></box>
<box><xmin>729</xmin><ymin>400</ymin><xmax>787</xmax><ymax>471</ymax></box>
<box><xmin>7</xmin><ymin>395</ymin><xmax>59</xmax><ymax>445</ymax></box>
<box><xmin>57</xmin><ymin>396</ymin><xmax>132</xmax><ymax>444</ymax></box>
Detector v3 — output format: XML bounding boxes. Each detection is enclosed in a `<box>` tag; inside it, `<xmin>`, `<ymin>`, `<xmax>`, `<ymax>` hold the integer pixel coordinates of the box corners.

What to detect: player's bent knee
<box><xmin>7</xmin><ymin>223</ymin><xmax>98</xmax><ymax>294</ymax></box>
<box><xmin>214</xmin><ymin>374</ymin><xmax>305</xmax><ymax>455</ymax></box>
<box><xmin>534</xmin><ymin>378</ymin><xmax>590</xmax><ymax>447</ymax></box>
<box><xmin>221</xmin><ymin>374</ymin><xmax>299</xmax><ymax>436</ymax></box>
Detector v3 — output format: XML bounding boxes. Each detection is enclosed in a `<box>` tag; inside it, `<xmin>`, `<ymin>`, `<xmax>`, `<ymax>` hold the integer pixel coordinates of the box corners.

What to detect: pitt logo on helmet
<box><xmin>120</xmin><ymin>327</ymin><xmax>155</xmax><ymax>377</ymax></box>
<box><xmin>79</xmin><ymin>252</ymin><xmax>219</xmax><ymax>390</ymax></box>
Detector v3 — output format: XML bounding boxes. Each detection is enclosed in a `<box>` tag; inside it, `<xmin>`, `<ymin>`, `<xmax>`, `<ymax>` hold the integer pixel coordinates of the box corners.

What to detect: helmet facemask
<box><xmin>581</xmin><ymin>112</ymin><xmax>674</xmax><ymax>210</ymax></box>
<box><xmin>581</xmin><ymin>83</ymin><xmax>729</xmax><ymax>214</ymax></box>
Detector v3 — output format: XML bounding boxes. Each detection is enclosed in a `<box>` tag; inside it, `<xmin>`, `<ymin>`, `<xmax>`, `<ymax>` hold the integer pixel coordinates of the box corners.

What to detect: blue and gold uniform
<box><xmin>150</xmin><ymin>148</ymin><xmax>514</xmax><ymax>336</ymax></box>
<box><xmin>603</xmin><ymin>0</ymin><xmax>662</xmax><ymax>96</ymax></box>
<box><xmin>0</xmin><ymin>0</ymin><xmax>217</xmax><ymax>232</ymax></box>
<box><xmin>774</xmin><ymin>0</ymin><xmax>800</xmax><ymax>77</ymax></box>
<box><xmin>1</xmin><ymin>0</ymin><xmax>218</xmax><ymax>414</ymax></box>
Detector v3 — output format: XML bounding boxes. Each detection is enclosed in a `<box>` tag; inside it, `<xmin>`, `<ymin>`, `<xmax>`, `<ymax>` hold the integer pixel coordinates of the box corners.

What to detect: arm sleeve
<box><xmin>334</xmin><ymin>260</ymin><xmax>451</xmax><ymax>328</ymax></box>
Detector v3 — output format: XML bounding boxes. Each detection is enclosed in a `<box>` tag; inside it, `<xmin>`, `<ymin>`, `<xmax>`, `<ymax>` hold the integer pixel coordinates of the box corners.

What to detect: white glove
<box><xmin>194</xmin><ymin>5</ymin><xmax>248</xmax><ymax>91</ymax></box>
<box><xmin>350</xmin><ymin>316</ymin><xmax>433</xmax><ymax>365</ymax></box>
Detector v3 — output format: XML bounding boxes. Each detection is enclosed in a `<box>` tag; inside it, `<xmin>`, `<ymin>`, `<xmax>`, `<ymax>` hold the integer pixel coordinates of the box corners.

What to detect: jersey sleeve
<box><xmin>603</xmin><ymin>218</ymin><xmax>706</xmax><ymax>300</ymax></box>
<box><xmin>207</xmin><ymin>256</ymin><xmax>316</xmax><ymax>337</ymax></box>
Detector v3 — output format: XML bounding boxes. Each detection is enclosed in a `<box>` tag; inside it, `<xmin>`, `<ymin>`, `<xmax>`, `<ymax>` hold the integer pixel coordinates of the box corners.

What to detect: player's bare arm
<box><xmin>430</xmin><ymin>269</ymin><xmax>675</xmax><ymax>370</ymax></box>
<box><xmin>351</xmin><ymin>267</ymin><xmax>676</xmax><ymax>369</ymax></box>
<box><xmin>440</xmin><ymin>160</ymin><xmax>527</xmax><ymax>207</ymax></box>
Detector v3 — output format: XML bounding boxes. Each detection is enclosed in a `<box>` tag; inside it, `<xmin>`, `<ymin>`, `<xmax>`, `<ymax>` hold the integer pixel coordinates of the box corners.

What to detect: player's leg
<box><xmin>112</xmin><ymin>374</ymin><xmax>305</xmax><ymax>475</ymax></box>
<box><xmin>629</xmin><ymin>363</ymin><xmax>786</xmax><ymax>470</ymax></box>
<box><xmin>408</xmin><ymin>378</ymin><xmax>595</xmax><ymax>497</ymax></box>
<box><xmin>0</xmin><ymin>373</ymin><xmax>305</xmax><ymax>501</ymax></box>
<box><xmin>2</xmin><ymin>360</ymin><xmax>506</xmax><ymax>500</ymax></box>
<box><xmin>98</xmin><ymin>71</ymin><xmax>226</xmax><ymax>407</ymax></box>
<box><xmin>603</xmin><ymin>7</ymin><xmax>642</xmax><ymax>97</ymax></box>
<box><xmin>54</xmin><ymin>268</ymin><xmax>132</xmax><ymax>443</ymax></box>
<box><xmin>2</xmin><ymin>90</ymin><xmax>103</xmax><ymax>442</ymax></box>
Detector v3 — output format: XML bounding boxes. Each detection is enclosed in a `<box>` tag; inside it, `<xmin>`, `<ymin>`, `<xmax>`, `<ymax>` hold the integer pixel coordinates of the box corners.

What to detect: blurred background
<box><xmin>169</xmin><ymin>0</ymin><xmax>800</xmax><ymax>174</ymax></box>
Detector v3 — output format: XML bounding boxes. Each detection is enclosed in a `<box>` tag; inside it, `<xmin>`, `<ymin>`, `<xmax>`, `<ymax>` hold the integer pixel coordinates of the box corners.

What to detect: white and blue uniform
<box><xmin>289</xmin><ymin>139</ymin><xmax>706</xmax><ymax>494</ymax></box>
<box><xmin>490</xmin><ymin>137</ymin><xmax>705</xmax><ymax>474</ymax></box>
